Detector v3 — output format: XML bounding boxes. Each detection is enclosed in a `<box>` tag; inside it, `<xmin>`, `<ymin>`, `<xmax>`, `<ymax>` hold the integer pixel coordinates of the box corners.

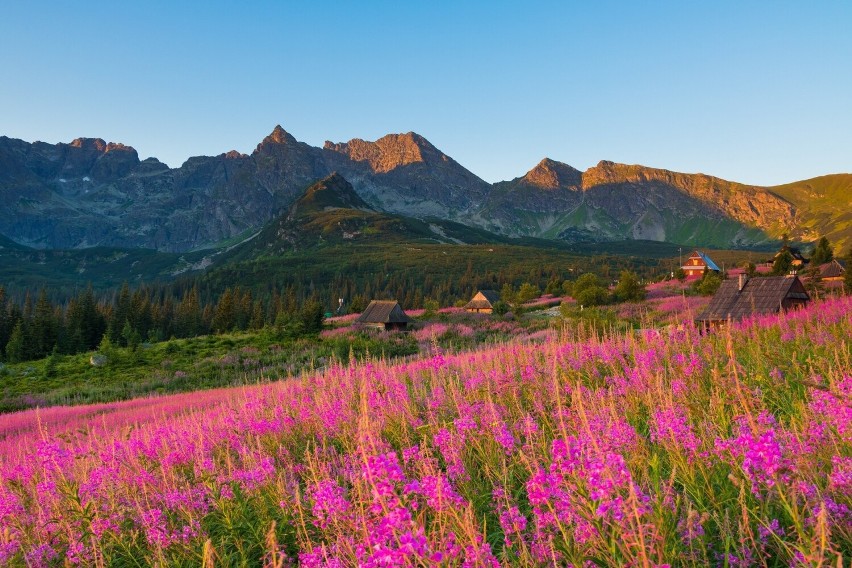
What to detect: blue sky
<box><xmin>1</xmin><ymin>1</ymin><xmax>850</xmax><ymax>185</ymax></box>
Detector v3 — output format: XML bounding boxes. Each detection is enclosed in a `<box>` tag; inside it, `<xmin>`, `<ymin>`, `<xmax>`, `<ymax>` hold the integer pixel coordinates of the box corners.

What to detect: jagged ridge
<box><xmin>0</xmin><ymin>126</ymin><xmax>850</xmax><ymax>252</ymax></box>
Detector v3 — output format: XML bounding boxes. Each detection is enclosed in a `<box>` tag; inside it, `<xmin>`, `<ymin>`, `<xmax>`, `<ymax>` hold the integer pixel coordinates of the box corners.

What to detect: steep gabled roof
<box><xmin>818</xmin><ymin>259</ymin><xmax>846</xmax><ymax>279</ymax></box>
<box><xmin>696</xmin><ymin>276</ymin><xmax>809</xmax><ymax>322</ymax></box>
<box><xmin>692</xmin><ymin>251</ymin><xmax>721</xmax><ymax>272</ymax></box>
<box><xmin>479</xmin><ymin>290</ymin><xmax>500</xmax><ymax>304</ymax></box>
<box><xmin>464</xmin><ymin>289</ymin><xmax>500</xmax><ymax>310</ymax></box>
<box><xmin>356</xmin><ymin>300</ymin><xmax>413</xmax><ymax>324</ymax></box>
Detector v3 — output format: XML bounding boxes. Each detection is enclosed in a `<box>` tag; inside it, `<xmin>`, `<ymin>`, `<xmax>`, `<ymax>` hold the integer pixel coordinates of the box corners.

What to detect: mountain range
<box><xmin>1</xmin><ymin>126</ymin><xmax>850</xmax><ymax>253</ymax></box>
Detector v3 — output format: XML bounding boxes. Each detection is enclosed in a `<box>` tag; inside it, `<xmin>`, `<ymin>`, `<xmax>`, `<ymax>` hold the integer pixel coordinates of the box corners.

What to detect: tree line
<box><xmin>0</xmin><ymin>284</ymin><xmax>325</xmax><ymax>363</ymax></box>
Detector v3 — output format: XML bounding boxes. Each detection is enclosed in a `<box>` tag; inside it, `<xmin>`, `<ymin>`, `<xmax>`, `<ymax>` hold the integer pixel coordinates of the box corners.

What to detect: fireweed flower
<box><xmin>432</xmin><ymin>427</ymin><xmax>468</xmax><ymax>481</ymax></box>
<box><xmin>493</xmin><ymin>488</ymin><xmax>528</xmax><ymax>548</ymax></box>
<box><xmin>309</xmin><ymin>479</ymin><xmax>350</xmax><ymax>528</ymax></box>
<box><xmin>650</xmin><ymin>406</ymin><xmax>702</xmax><ymax>460</ymax></box>
<box><xmin>0</xmin><ymin>295</ymin><xmax>850</xmax><ymax>564</ymax></box>
<box><xmin>716</xmin><ymin>414</ymin><xmax>790</xmax><ymax>497</ymax></box>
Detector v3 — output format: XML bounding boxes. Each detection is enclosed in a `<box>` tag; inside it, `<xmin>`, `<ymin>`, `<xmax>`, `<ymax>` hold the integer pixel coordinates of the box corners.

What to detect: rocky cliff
<box><xmin>0</xmin><ymin>127</ymin><xmax>848</xmax><ymax>252</ymax></box>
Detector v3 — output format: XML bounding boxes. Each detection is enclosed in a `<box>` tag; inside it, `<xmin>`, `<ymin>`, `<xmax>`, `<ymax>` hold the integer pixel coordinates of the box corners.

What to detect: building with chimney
<box><xmin>695</xmin><ymin>275</ymin><xmax>810</xmax><ymax>331</ymax></box>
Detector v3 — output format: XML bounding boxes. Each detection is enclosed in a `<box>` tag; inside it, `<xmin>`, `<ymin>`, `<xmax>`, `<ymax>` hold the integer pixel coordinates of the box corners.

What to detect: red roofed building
<box><xmin>682</xmin><ymin>251</ymin><xmax>721</xmax><ymax>279</ymax></box>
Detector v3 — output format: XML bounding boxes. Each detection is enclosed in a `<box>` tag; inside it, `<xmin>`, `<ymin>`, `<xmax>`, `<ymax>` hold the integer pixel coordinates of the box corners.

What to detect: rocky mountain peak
<box><xmin>323</xmin><ymin>132</ymin><xmax>444</xmax><ymax>173</ymax></box>
<box><xmin>522</xmin><ymin>158</ymin><xmax>582</xmax><ymax>189</ymax></box>
<box><xmin>104</xmin><ymin>142</ymin><xmax>136</xmax><ymax>154</ymax></box>
<box><xmin>222</xmin><ymin>150</ymin><xmax>248</xmax><ymax>159</ymax></box>
<box><xmin>69</xmin><ymin>138</ymin><xmax>108</xmax><ymax>152</ymax></box>
<box><xmin>291</xmin><ymin>172</ymin><xmax>371</xmax><ymax>216</ymax></box>
<box><xmin>262</xmin><ymin>125</ymin><xmax>297</xmax><ymax>146</ymax></box>
<box><xmin>582</xmin><ymin>160</ymin><xmax>657</xmax><ymax>188</ymax></box>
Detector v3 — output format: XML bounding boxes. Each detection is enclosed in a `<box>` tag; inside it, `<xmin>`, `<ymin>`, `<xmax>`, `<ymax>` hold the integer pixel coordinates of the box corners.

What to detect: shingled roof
<box><xmin>818</xmin><ymin>259</ymin><xmax>846</xmax><ymax>279</ymax></box>
<box><xmin>696</xmin><ymin>275</ymin><xmax>809</xmax><ymax>322</ymax></box>
<box><xmin>356</xmin><ymin>300</ymin><xmax>413</xmax><ymax>324</ymax></box>
<box><xmin>464</xmin><ymin>290</ymin><xmax>500</xmax><ymax>310</ymax></box>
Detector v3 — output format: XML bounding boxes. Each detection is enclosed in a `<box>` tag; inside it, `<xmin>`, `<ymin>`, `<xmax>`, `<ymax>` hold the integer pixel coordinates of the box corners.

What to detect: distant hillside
<box><xmin>479</xmin><ymin>159</ymin><xmax>803</xmax><ymax>249</ymax></box>
<box><xmin>768</xmin><ymin>174</ymin><xmax>852</xmax><ymax>251</ymax></box>
<box><xmin>1</xmin><ymin>127</ymin><xmax>849</xmax><ymax>252</ymax></box>
<box><xmin>0</xmin><ymin>239</ymin><xmax>213</xmax><ymax>294</ymax></box>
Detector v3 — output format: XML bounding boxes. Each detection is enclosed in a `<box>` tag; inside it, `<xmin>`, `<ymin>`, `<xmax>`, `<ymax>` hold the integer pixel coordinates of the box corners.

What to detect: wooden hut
<box><xmin>695</xmin><ymin>275</ymin><xmax>810</xmax><ymax>331</ymax></box>
<box><xmin>356</xmin><ymin>300</ymin><xmax>413</xmax><ymax>331</ymax></box>
<box><xmin>463</xmin><ymin>290</ymin><xmax>500</xmax><ymax>314</ymax></box>
<box><xmin>682</xmin><ymin>251</ymin><xmax>721</xmax><ymax>279</ymax></box>
<box><xmin>818</xmin><ymin>259</ymin><xmax>846</xmax><ymax>282</ymax></box>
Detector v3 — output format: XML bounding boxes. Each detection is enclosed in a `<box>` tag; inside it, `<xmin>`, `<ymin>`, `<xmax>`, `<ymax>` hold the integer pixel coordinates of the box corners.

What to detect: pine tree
<box><xmin>810</xmin><ymin>236</ymin><xmax>834</xmax><ymax>266</ymax></box>
<box><xmin>771</xmin><ymin>250</ymin><xmax>794</xmax><ymax>276</ymax></box>
<box><xmin>5</xmin><ymin>321</ymin><xmax>27</xmax><ymax>363</ymax></box>
<box><xmin>109</xmin><ymin>283</ymin><xmax>132</xmax><ymax>344</ymax></box>
<box><xmin>32</xmin><ymin>289</ymin><xmax>57</xmax><ymax>358</ymax></box>
<box><xmin>212</xmin><ymin>288</ymin><xmax>236</xmax><ymax>333</ymax></box>
<box><xmin>175</xmin><ymin>286</ymin><xmax>203</xmax><ymax>337</ymax></box>
<box><xmin>803</xmin><ymin>265</ymin><xmax>824</xmax><ymax>297</ymax></box>
<box><xmin>121</xmin><ymin>320</ymin><xmax>141</xmax><ymax>351</ymax></box>
<box><xmin>130</xmin><ymin>288</ymin><xmax>153</xmax><ymax>340</ymax></box>
<box><xmin>250</xmin><ymin>300</ymin><xmax>266</xmax><ymax>330</ymax></box>
<box><xmin>299</xmin><ymin>300</ymin><xmax>325</xmax><ymax>335</ymax></box>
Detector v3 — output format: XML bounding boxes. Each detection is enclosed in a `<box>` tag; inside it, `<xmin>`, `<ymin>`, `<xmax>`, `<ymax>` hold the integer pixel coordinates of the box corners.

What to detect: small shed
<box><xmin>695</xmin><ymin>275</ymin><xmax>810</xmax><ymax>331</ymax></box>
<box><xmin>464</xmin><ymin>290</ymin><xmax>500</xmax><ymax>314</ymax></box>
<box><xmin>682</xmin><ymin>251</ymin><xmax>721</xmax><ymax>279</ymax></box>
<box><xmin>356</xmin><ymin>300</ymin><xmax>413</xmax><ymax>331</ymax></box>
<box><xmin>818</xmin><ymin>259</ymin><xmax>846</xmax><ymax>282</ymax></box>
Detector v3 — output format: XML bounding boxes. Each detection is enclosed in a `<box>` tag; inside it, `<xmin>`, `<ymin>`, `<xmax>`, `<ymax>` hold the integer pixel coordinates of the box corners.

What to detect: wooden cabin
<box><xmin>818</xmin><ymin>259</ymin><xmax>846</xmax><ymax>282</ymax></box>
<box><xmin>356</xmin><ymin>300</ymin><xmax>413</xmax><ymax>331</ymax></box>
<box><xmin>463</xmin><ymin>290</ymin><xmax>500</xmax><ymax>314</ymax></box>
<box><xmin>682</xmin><ymin>251</ymin><xmax>721</xmax><ymax>279</ymax></box>
<box><xmin>695</xmin><ymin>275</ymin><xmax>810</xmax><ymax>331</ymax></box>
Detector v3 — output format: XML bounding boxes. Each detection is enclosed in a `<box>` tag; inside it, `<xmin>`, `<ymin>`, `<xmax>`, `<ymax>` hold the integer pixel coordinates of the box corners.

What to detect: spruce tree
<box><xmin>771</xmin><ymin>250</ymin><xmax>794</xmax><ymax>275</ymax></box>
<box><xmin>32</xmin><ymin>289</ymin><xmax>57</xmax><ymax>358</ymax></box>
<box><xmin>810</xmin><ymin>236</ymin><xmax>834</xmax><ymax>266</ymax></box>
<box><xmin>5</xmin><ymin>321</ymin><xmax>27</xmax><ymax>363</ymax></box>
<box><xmin>212</xmin><ymin>288</ymin><xmax>236</xmax><ymax>333</ymax></box>
<box><xmin>110</xmin><ymin>283</ymin><xmax>132</xmax><ymax>344</ymax></box>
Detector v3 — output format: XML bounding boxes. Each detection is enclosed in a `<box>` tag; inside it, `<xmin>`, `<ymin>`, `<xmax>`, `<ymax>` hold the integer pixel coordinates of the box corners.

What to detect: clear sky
<box><xmin>1</xmin><ymin>1</ymin><xmax>850</xmax><ymax>185</ymax></box>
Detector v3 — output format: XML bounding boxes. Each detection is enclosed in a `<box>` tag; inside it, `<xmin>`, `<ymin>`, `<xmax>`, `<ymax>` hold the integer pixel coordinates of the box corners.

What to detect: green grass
<box><xmin>0</xmin><ymin>329</ymin><xmax>420</xmax><ymax>413</ymax></box>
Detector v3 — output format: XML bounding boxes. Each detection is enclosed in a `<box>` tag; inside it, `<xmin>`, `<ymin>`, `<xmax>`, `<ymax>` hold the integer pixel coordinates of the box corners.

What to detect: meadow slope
<box><xmin>0</xmin><ymin>297</ymin><xmax>850</xmax><ymax>566</ymax></box>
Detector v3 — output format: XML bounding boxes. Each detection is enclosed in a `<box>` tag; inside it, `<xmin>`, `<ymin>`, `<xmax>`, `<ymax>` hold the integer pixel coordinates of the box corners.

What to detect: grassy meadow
<box><xmin>0</xmin><ymin>293</ymin><xmax>848</xmax><ymax>566</ymax></box>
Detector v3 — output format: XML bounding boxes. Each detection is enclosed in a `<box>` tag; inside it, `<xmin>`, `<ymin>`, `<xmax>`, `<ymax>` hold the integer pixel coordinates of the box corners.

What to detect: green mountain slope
<box><xmin>768</xmin><ymin>174</ymin><xmax>852</xmax><ymax>252</ymax></box>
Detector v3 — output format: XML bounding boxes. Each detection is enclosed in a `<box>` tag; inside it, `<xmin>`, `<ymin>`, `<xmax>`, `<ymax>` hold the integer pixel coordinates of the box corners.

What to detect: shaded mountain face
<box><xmin>477</xmin><ymin>158</ymin><xmax>812</xmax><ymax>248</ymax></box>
<box><xmin>288</xmin><ymin>172</ymin><xmax>372</xmax><ymax>217</ymax></box>
<box><xmin>231</xmin><ymin>172</ymin><xmax>505</xmax><ymax>260</ymax></box>
<box><xmin>0</xmin><ymin>128</ymin><xmax>489</xmax><ymax>251</ymax></box>
<box><xmin>1</xmin><ymin>128</ymin><xmax>850</xmax><ymax>252</ymax></box>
